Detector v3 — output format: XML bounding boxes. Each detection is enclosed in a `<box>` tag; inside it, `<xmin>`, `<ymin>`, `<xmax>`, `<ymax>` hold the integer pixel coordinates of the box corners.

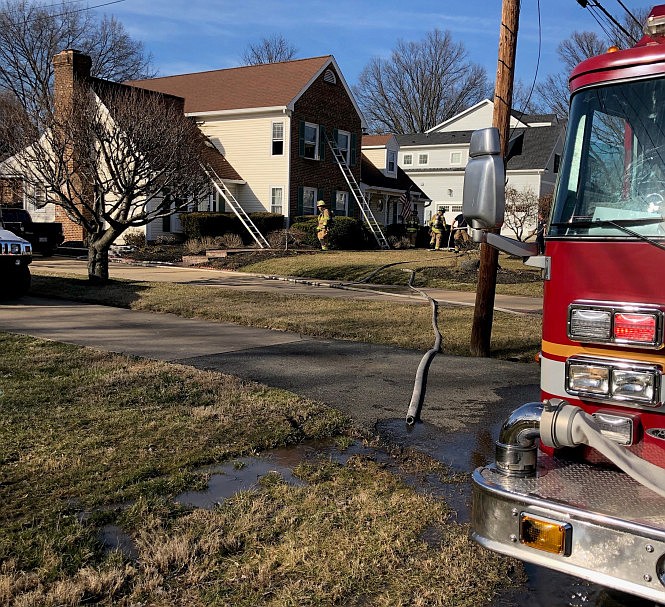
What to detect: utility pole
<box><xmin>470</xmin><ymin>0</ymin><xmax>520</xmax><ymax>357</ymax></box>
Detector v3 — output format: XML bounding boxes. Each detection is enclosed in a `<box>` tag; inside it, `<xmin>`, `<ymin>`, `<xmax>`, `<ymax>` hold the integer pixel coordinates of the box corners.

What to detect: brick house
<box><xmin>131</xmin><ymin>56</ymin><xmax>365</xmax><ymax>223</ymax></box>
<box><xmin>2</xmin><ymin>51</ymin><xmax>366</xmax><ymax>244</ymax></box>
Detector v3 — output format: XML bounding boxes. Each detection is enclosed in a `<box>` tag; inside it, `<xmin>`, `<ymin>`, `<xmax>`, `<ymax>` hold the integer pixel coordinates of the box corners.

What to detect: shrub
<box><xmin>122</xmin><ymin>231</ymin><xmax>146</xmax><ymax>248</ymax></box>
<box><xmin>289</xmin><ymin>219</ymin><xmax>320</xmax><ymax>248</ymax></box>
<box><xmin>220</xmin><ymin>233</ymin><xmax>244</xmax><ymax>249</ymax></box>
<box><xmin>328</xmin><ymin>216</ymin><xmax>367</xmax><ymax>250</ymax></box>
<box><xmin>181</xmin><ymin>212</ymin><xmax>284</xmax><ymax>243</ymax></box>
<box><xmin>184</xmin><ymin>236</ymin><xmax>223</xmax><ymax>254</ymax></box>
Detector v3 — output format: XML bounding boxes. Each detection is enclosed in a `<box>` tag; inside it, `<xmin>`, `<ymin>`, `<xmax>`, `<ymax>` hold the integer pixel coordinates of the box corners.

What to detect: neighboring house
<box><xmin>360</xmin><ymin>135</ymin><xmax>430</xmax><ymax>225</ymax></box>
<box><xmin>131</xmin><ymin>56</ymin><xmax>364</xmax><ymax>223</ymax></box>
<box><xmin>395</xmin><ymin>99</ymin><xmax>565</xmax><ymax>233</ymax></box>
<box><xmin>1</xmin><ymin>51</ymin><xmax>366</xmax><ymax>244</ymax></box>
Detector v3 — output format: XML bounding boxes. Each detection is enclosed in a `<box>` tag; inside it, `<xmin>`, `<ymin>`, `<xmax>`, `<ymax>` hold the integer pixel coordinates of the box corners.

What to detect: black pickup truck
<box><xmin>0</xmin><ymin>208</ymin><xmax>64</xmax><ymax>256</ymax></box>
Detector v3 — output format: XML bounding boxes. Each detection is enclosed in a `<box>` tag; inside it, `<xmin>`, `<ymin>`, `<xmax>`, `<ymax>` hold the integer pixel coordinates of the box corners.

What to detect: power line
<box><xmin>579</xmin><ymin>0</ymin><xmax>639</xmax><ymax>44</ymax></box>
<box><xmin>615</xmin><ymin>0</ymin><xmax>644</xmax><ymax>32</ymax></box>
<box><xmin>5</xmin><ymin>0</ymin><xmax>127</xmax><ymax>24</ymax></box>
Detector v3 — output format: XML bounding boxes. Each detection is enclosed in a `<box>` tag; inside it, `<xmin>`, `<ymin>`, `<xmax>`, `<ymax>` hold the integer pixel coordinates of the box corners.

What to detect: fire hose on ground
<box><xmin>405</xmin><ymin>269</ymin><xmax>441</xmax><ymax>426</ymax></box>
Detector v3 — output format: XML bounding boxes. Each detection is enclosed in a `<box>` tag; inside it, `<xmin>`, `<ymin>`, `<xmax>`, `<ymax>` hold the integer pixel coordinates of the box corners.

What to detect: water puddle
<box><xmin>175</xmin><ymin>440</ymin><xmax>387</xmax><ymax>509</ymax></box>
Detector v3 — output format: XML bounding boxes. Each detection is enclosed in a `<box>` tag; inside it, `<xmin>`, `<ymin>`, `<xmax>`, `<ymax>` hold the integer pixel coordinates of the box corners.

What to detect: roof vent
<box><xmin>323</xmin><ymin>69</ymin><xmax>337</xmax><ymax>84</ymax></box>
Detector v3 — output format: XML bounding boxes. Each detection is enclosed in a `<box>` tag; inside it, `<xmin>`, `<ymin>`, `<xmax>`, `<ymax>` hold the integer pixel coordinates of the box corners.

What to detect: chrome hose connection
<box><xmin>495</xmin><ymin>402</ymin><xmax>544</xmax><ymax>477</ymax></box>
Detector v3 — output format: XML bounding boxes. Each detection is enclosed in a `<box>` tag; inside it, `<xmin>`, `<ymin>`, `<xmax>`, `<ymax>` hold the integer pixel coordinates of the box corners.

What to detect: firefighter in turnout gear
<box><xmin>316</xmin><ymin>200</ymin><xmax>332</xmax><ymax>250</ymax></box>
<box><xmin>428</xmin><ymin>209</ymin><xmax>446</xmax><ymax>250</ymax></box>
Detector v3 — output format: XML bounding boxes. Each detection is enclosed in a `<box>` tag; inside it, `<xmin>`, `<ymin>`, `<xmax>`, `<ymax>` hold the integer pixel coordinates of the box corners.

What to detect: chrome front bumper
<box><xmin>472</xmin><ymin>455</ymin><xmax>665</xmax><ymax>603</ymax></box>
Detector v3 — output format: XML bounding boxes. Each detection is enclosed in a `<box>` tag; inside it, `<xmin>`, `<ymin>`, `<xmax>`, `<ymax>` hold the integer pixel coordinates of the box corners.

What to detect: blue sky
<box><xmin>96</xmin><ymin>0</ymin><xmax>651</xmax><ymax>89</ymax></box>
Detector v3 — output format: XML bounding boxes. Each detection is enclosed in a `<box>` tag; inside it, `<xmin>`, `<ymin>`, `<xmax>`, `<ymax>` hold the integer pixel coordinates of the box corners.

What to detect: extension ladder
<box><xmin>203</xmin><ymin>164</ymin><xmax>270</xmax><ymax>249</ymax></box>
<box><xmin>325</xmin><ymin>134</ymin><xmax>390</xmax><ymax>250</ymax></box>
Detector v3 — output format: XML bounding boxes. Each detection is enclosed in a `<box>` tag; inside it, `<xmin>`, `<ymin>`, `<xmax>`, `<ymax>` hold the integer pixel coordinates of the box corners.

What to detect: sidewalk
<box><xmin>0</xmin><ymin>297</ymin><xmax>540</xmax><ymax>461</ymax></box>
<box><xmin>31</xmin><ymin>257</ymin><xmax>543</xmax><ymax>314</ymax></box>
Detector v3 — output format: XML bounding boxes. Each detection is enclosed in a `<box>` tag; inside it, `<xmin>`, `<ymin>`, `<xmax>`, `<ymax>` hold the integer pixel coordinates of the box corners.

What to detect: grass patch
<box><xmin>207</xmin><ymin>249</ymin><xmax>544</xmax><ymax>297</ymax></box>
<box><xmin>30</xmin><ymin>274</ymin><xmax>542</xmax><ymax>360</ymax></box>
<box><xmin>0</xmin><ymin>334</ymin><xmax>518</xmax><ymax>605</ymax></box>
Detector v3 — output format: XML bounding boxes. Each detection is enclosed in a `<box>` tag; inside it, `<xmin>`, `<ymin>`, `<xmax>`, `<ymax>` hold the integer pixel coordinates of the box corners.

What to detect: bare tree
<box><xmin>535</xmin><ymin>8</ymin><xmax>651</xmax><ymax>117</ymax></box>
<box><xmin>0</xmin><ymin>0</ymin><xmax>154</xmax><ymax>115</ymax></box>
<box><xmin>1</xmin><ymin>82</ymin><xmax>209</xmax><ymax>282</ymax></box>
<box><xmin>241</xmin><ymin>34</ymin><xmax>297</xmax><ymax>65</ymax></box>
<box><xmin>353</xmin><ymin>29</ymin><xmax>489</xmax><ymax>134</ymax></box>
<box><xmin>503</xmin><ymin>187</ymin><xmax>541</xmax><ymax>241</ymax></box>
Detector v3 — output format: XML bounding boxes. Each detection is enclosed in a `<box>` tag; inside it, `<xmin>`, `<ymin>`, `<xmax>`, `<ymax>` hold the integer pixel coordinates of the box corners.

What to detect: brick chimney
<box><xmin>52</xmin><ymin>49</ymin><xmax>93</xmax><ymax>243</ymax></box>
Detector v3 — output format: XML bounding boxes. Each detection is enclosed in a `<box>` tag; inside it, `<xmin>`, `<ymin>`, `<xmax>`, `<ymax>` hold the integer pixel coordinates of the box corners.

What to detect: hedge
<box><xmin>181</xmin><ymin>212</ymin><xmax>284</xmax><ymax>243</ymax></box>
<box><xmin>290</xmin><ymin>216</ymin><xmax>373</xmax><ymax>250</ymax></box>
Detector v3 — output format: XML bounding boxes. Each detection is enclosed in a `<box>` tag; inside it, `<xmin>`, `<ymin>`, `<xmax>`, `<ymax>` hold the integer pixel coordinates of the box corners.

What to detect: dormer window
<box><xmin>387</xmin><ymin>150</ymin><xmax>397</xmax><ymax>175</ymax></box>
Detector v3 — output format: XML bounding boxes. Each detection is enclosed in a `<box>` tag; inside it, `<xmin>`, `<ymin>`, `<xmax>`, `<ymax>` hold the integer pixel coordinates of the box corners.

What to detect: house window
<box><xmin>161</xmin><ymin>197</ymin><xmax>172</xmax><ymax>232</ymax></box>
<box><xmin>450</xmin><ymin>151</ymin><xmax>462</xmax><ymax>165</ymax></box>
<box><xmin>0</xmin><ymin>177</ymin><xmax>23</xmax><ymax>207</ymax></box>
<box><xmin>271</xmin><ymin>187</ymin><xmax>283</xmax><ymax>214</ymax></box>
<box><xmin>303</xmin><ymin>186</ymin><xmax>317</xmax><ymax>215</ymax></box>
<box><xmin>387</xmin><ymin>150</ymin><xmax>397</xmax><ymax>174</ymax></box>
<box><xmin>337</xmin><ymin>130</ymin><xmax>351</xmax><ymax>164</ymax></box>
<box><xmin>272</xmin><ymin>122</ymin><xmax>284</xmax><ymax>155</ymax></box>
<box><xmin>335</xmin><ymin>190</ymin><xmax>348</xmax><ymax>215</ymax></box>
<box><xmin>403</xmin><ymin>154</ymin><xmax>412</xmax><ymax>166</ymax></box>
<box><xmin>303</xmin><ymin>122</ymin><xmax>319</xmax><ymax>159</ymax></box>
<box><xmin>418</xmin><ymin>154</ymin><xmax>428</xmax><ymax>165</ymax></box>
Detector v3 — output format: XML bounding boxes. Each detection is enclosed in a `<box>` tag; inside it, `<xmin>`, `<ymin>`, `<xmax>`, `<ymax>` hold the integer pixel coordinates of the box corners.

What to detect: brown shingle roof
<box><xmin>362</xmin><ymin>134</ymin><xmax>393</xmax><ymax>147</ymax></box>
<box><xmin>128</xmin><ymin>56</ymin><xmax>333</xmax><ymax>114</ymax></box>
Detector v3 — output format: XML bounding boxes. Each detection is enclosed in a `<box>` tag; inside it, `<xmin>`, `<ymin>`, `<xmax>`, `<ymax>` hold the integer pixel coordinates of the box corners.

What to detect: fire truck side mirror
<box><xmin>462</xmin><ymin>127</ymin><xmax>505</xmax><ymax>230</ymax></box>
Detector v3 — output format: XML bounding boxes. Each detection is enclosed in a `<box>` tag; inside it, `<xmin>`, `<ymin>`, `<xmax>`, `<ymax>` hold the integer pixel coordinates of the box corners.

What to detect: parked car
<box><xmin>0</xmin><ymin>208</ymin><xmax>64</xmax><ymax>256</ymax></box>
<box><xmin>0</xmin><ymin>225</ymin><xmax>31</xmax><ymax>297</ymax></box>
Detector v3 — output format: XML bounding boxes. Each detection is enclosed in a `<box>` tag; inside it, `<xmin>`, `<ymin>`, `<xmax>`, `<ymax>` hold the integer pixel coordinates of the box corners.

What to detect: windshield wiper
<box><xmin>551</xmin><ymin>216</ymin><xmax>665</xmax><ymax>252</ymax></box>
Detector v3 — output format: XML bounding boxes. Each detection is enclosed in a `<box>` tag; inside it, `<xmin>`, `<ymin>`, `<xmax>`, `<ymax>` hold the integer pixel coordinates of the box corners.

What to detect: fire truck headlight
<box><xmin>612</xmin><ymin>369</ymin><xmax>656</xmax><ymax>402</ymax></box>
<box><xmin>567</xmin><ymin>362</ymin><xmax>610</xmax><ymax>396</ymax></box>
<box><xmin>569</xmin><ymin>309</ymin><xmax>612</xmax><ymax>341</ymax></box>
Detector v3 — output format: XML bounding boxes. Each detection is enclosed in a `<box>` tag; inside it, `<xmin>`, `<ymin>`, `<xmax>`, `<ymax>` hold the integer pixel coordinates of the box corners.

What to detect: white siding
<box><xmin>199</xmin><ymin>112</ymin><xmax>290</xmax><ymax>216</ymax></box>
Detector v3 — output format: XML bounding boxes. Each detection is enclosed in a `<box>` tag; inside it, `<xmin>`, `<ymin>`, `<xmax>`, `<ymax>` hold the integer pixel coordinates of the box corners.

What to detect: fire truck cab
<box><xmin>465</xmin><ymin>6</ymin><xmax>665</xmax><ymax>603</ymax></box>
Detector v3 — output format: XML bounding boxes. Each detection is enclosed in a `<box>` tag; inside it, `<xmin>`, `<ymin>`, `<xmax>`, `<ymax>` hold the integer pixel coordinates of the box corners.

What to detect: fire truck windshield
<box><xmin>551</xmin><ymin>78</ymin><xmax>665</xmax><ymax>240</ymax></box>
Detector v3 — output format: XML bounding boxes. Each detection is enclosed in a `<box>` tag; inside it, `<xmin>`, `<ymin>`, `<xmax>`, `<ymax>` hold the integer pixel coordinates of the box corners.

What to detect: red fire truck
<box><xmin>464</xmin><ymin>5</ymin><xmax>665</xmax><ymax>603</ymax></box>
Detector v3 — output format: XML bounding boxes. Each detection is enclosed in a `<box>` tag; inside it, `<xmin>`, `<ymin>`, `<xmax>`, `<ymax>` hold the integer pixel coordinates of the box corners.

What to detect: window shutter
<box><xmin>350</xmin><ymin>133</ymin><xmax>357</xmax><ymax>166</ymax></box>
<box><xmin>318</xmin><ymin>125</ymin><xmax>326</xmax><ymax>161</ymax></box>
<box><xmin>298</xmin><ymin>121</ymin><xmax>305</xmax><ymax>157</ymax></box>
<box><xmin>297</xmin><ymin>187</ymin><xmax>304</xmax><ymax>216</ymax></box>
<box><xmin>317</xmin><ymin>187</ymin><xmax>324</xmax><ymax>204</ymax></box>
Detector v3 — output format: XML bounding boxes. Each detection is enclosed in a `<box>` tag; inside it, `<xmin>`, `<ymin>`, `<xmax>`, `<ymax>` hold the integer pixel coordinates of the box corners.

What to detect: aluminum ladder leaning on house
<box><xmin>324</xmin><ymin>134</ymin><xmax>390</xmax><ymax>250</ymax></box>
<box><xmin>202</xmin><ymin>164</ymin><xmax>271</xmax><ymax>249</ymax></box>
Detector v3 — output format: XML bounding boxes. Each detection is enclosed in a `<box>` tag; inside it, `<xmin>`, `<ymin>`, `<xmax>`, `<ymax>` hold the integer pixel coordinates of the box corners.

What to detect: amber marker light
<box><xmin>520</xmin><ymin>514</ymin><xmax>572</xmax><ymax>556</ymax></box>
